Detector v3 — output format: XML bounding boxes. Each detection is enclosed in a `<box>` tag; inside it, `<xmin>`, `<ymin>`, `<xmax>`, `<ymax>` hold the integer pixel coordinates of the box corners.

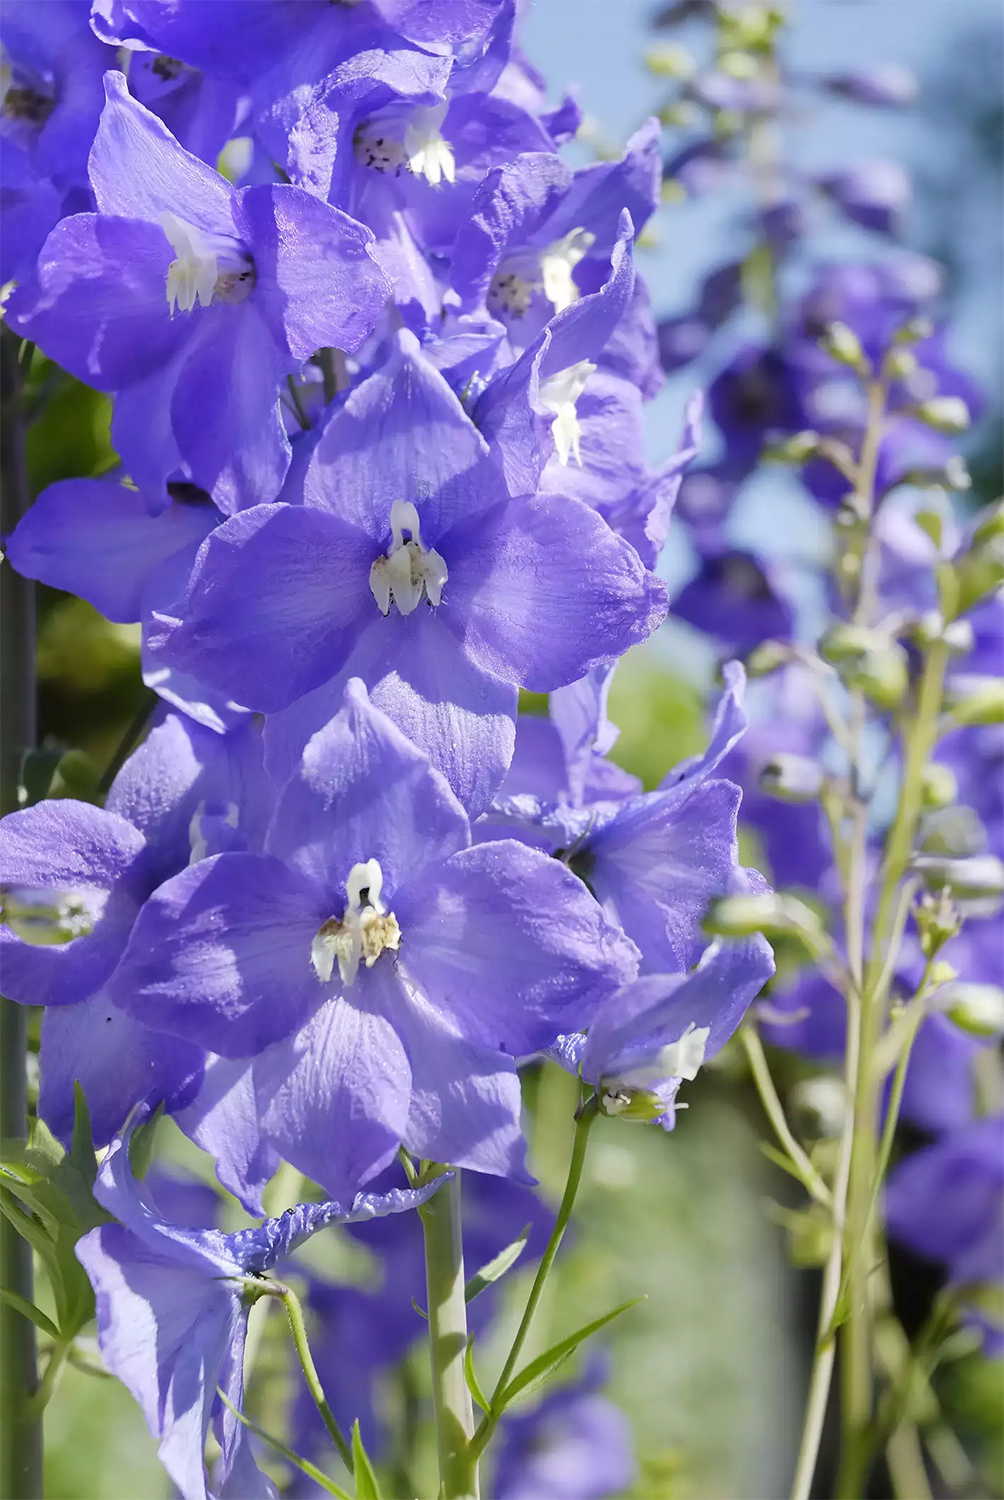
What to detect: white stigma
<box><xmin>540</xmin><ymin>227</ymin><xmax>595</xmax><ymax>314</ymax></box>
<box><xmin>188</xmin><ymin>800</ymin><xmax>239</xmax><ymax>865</ymax></box>
<box><xmin>311</xmin><ymin>859</ymin><xmax>401</xmax><ymax>987</ymax></box>
<box><xmin>539</xmin><ymin>360</ymin><xmax>596</xmax><ymax>466</ymax></box>
<box><xmin>370</xmin><ymin>499</ymin><xmax>448</xmax><ymax>616</ymax></box>
<box><xmin>161</xmin><ymin>211</ymin><xmax>218</xmax><ymax>316</ymax></box>
<box><xmin>404</xmin><ymin>103</ymin><xmax>455</xmax><ymax>187</ymax></box>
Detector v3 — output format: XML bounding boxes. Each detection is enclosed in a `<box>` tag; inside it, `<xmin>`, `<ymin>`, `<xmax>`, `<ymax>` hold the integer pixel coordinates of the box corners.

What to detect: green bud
<box><xmin>928</xmin><ymin>960</ymin><xmax>959</xmax><ymax>987</ymax></box>
<box><xmin>944</xmin><ymin>676</ymin><xmax>1004</xmax><ymax>728</ymax></box>
<box><xmin>765</xmin><ymin>430</ymin><xmax>821</xmax><ymax>463</ymax></box>
<box><xmin>758</xmin><ymin>754</ymin><xmax>826</xmax><ymax>804</ymax></box>
<box><xmin>912</xmin><ymin>853</ymin><xmax>1004</xmax><ymax>901</ymax></box>
<box><xmin>935</xmin><ymin>982</ymin><xmax>1004</xmax><ymax>1038</ymax></box>
<box><xmin>779</xmin><ymin>1203</ymin><xmax>834</xmax><ymax>1269</ymax></box>
<box><xmin>645</xmin><ymin>43</ymin><xmax>695</xmax><ymax>78</ymax></box>
<box><xmin>703</xmin><ymin>893</ymin><xmax>828</xmax><ymax>959</ymax></box>
<box><xmin>598</xmin><ymin>1086</ymin><xmax>668</xmax><ymax>1123</ymax></box>
<box><xmin>971</xmin><ymin>499</ymin><xmax>1004</xmax><ymax>549</ymax></box>
<box><xmin>744</xmin><ymin>639</ymin><xmax>790</xmax><ymax>677</ymax></box>
<box><xmin>954</xmin><ymin>523</ymin><xmax>1004</xmax><ymax>615</ymax></box>
<box><xmin>790</xmin><ymin>1076</ymin><xmax>846</xmax><ymax>1140</ymax></box>
<box><xmin>838</xmin><ymin>645</ymin><xmax>909</xmax><ymax>710</ymax></box>
<box><xmin>719</xmin><ymin>49</ymin><xmax>759</xmax><ymax>79</ymax></box>
<box><xmin>818</xmin><ymin>623</ymin><xmax>882</xmax><ymax>664</ymax></box>
<box><xmin>819</xmin><ymin>321</ymin><xmax>868</xmax><ymax>372</ymax></box>
<box><xmin>657</xmin><ymin>101</ymin><xmax>701</xmax><ymax>129</ymax></box>
<box><xmin>894</xmin><ymin>315</ymin><xmax>934</xmax><ymax>345</ymax></box>
<box><xmin>913</xmin><ymin>889</ymin><xmax>962</xmax><ymax>958</ymax></box>
<box><xmin>918</xmin><ymin>805</ymin><xmax>986</xmax><ymax>859</ymax></box>
<box><xmin>913</xmin><ymin>396</ymin><xmax>970</xmax><ymax>434</ymax></box>
<box><xmin>886</xmin><ymin>347</ymin><xmax>919</xmax><ymax>380</ymax></box>
<box><xmin>920</xmin><ymin>762</ymin><xmax>958</xmax><ymax>810</ymax></box>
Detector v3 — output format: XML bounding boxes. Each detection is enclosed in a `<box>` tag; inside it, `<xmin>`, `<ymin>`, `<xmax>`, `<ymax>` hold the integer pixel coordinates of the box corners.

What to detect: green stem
<box><xmin>25</xmin><ymin>1339</ymin><xmax>72</xmax><ymax>1419</ymax></box>
<box><xmin>471</xmin><ymin>1097</ymin><xmax>598</xmax><ymax>1464</ymax></box>
<box><xmin>0</xmin><ymin>327</ymin><xmax>42</xmax><ymax>1500</ymax></box>
<box><xmin>281</xmin><ymin>1286</ymin><xmax>353</xmax><ymax>1475</ymax></box>
<box><xmin>741</xmin><ymin>1027</ymin><xmax>832</xmax><ymax>1208</ymax></box>
<box><xmin>419</xmin><ymin>1170</ymin><xmax>478</xmax><ymax>1499</ymax></box>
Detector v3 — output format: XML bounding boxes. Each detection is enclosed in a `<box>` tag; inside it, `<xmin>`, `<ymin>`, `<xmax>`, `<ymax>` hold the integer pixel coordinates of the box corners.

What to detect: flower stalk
<box><xmin>420</xmin><ymin>1168</ymin><xmax>479</xmax><ymax>1499</ymax></box>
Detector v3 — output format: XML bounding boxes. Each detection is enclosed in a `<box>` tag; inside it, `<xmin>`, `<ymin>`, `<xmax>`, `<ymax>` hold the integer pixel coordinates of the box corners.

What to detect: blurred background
<box><xmin>19</xmin><ymin>1</ymin><xmax>1003</xmax><ymax>1496</ymax></box>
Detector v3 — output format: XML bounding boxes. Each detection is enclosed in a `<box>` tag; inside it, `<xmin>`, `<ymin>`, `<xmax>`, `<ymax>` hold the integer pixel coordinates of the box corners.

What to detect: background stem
<box><xmin>1</xmin><ymin>326</ymin><xmax>43</xmax><ymax>1498</ymax></box>
<box><xmin>420</xmin><ymin>1170</ymin><xmax>478</xmax><ymax>1499</ymax></box>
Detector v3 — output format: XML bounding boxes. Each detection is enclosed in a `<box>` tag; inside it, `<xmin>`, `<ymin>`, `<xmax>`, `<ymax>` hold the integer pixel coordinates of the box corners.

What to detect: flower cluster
<box><xmin>0</xmin><ymin>2</ymin><xmax>776</xmax><ymax>1494</ymax></box>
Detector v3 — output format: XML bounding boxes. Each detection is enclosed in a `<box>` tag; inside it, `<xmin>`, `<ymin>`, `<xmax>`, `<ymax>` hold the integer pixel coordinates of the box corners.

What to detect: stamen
<box><xmin>370</xmin><ymin>500</ymin><xmax>448</xmax><ymax>616</ymax></box>
<box><xmin>311</xmin><ymin>859</ymin><xmax>402</xmax><ymax>986</ymax></box>
<box><xmin>539</xmin><ymin>227</ymin><xmax>595</xmax><ymax>314</ymax></box>
<box><xmin>404</xmin><ymin>103</ymin><xmax>456</xmax><ymax>187</ymax></box>
<box><xmin>539</xmin><ymin>360</ymin><xmax>596</xmax><ymax>466</ymax></box>
<box><xmin>160</xmin><ymin>213</ymin><xmax>256</xmax><ymax>316</ymax></box>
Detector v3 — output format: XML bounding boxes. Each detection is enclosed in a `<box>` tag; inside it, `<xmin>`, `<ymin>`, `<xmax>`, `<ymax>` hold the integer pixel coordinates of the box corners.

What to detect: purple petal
<box><xmin>6</xmin><ymin>479</ymin><xmax>216</xmax><ymax>624</ymax></box>
<box><xmin>303</xmin><ymin>329</ymin><xmax>491</xmax><ymax>542</ymax></box>
<box><xmin>159</xmin><ymin>503</ymin><xmax>373</xmax><ymax>712</ymax></box>
<box><xmin>89</xmin><ymin>70</ymin><xmax>235</xmax><ymax>233</ymax></box>
<box><xmin>398</xmin><ymin>840</ymin><xmax>638</xmax><ymax>1054</ymax></box>
<box><xmin>5</xmin><ymin>213</ymin><xmax>187</xmax><ymax>388</ymax></box>
<box><xmin>447</xmin><ymin>491</ymin><xmax>667</xmax><ymax>691</ymax></box>
<box><xmin>233</xmin><ymin>182</ymin><xmax>389</xmax><ymax>360</ymax></box>
<box><xmin>170</xmin><ymin>304</ymin><xmax>290</xmax><ymax>511</ymax></box>
<box><xmin>661</xmin><ymin>659</ymin><xmax>747</xmax><ymax>789</ymax></box>
<box><xmin>256</xmin><ymin>989</ymin><xmax>410</xmax><ymax>1201</ymax></box>
<box><xmin>38</xmin><ymin>993</ymin><xmax>205</xmax><ymax>1149</ymax></box>
<box><xmin>174</xmin><ymin>1056</ymin><xmax>281</xmax><ymax>1217</ymax></box>
<box><xmin>394</xmin><ymin>992</ymin><xmax>530</xmax><ymax>1180</ymax></box>
<box><xmin>266</xmin><ymin>678</ymin><xmax>467</xmax><ymax>900</ymax></box>
<box><xmin>107</xmin><ymin>853</ymin><xmax>324</xmax><ymax>1055</ymax></box>
<box><xmin>0</xmin><ymin>800</ymin><xmax>147</xmax><ymax>1007</ymax></box>
<box><xmin>588</xmin><ymin>779</ymin><xmax>742</xmax><ymax>972</ymax></box>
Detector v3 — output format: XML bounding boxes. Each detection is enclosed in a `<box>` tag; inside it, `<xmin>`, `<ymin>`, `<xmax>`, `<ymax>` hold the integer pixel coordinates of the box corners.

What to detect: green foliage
<box><xmin>494</xmin><ymin>1297</ymin><xmax>644</xmax><ymax>1413</ymax></box>
<box><xmin>0</xmin><ymin>1087</ymin><xmax>108</xmax><ymax>1344</ymax></box>
<box><xmin>351</xmin><ymin>1419</ymin><xmax>383</xmax><ymax>1500</ymax></box>
<box><xmin>465</xmin><ymin>1224</ymin><xmax>532</xmax><ymax>1303</ymax></box>
<box><xmin>24</xmin><ymin>365</ymin><xmax>115</xmax><ymax>495</ymax></box>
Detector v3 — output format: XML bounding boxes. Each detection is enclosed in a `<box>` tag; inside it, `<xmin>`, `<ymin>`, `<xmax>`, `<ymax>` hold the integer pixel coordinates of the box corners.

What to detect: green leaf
<box><xmin>0</xmin><ymin>1289</ymin><xmax>60</xmax><ymax>1340</ymax></box>
<box><xmin>465</xmin><ymin>1224</ymin><xmax>531</xmax><ymax>1303</ymax></box>
<box><xmin>216</xmin><ymin>1388</ymin><xmax>351</xmax><ymax>1500</ymax></box>
<box><xmin>69</xmin><ymin>1083</ymin><xmax>97</xmax><ymax>1189</ymax></box>
<box><xmin>351</xmin><ymin>1420</ymin><xmax>382</xmax><ymax>1500</ymax></box>
<box><xmin>464</xmin><ymin>1334</ymin><xmax>490</xmax><ymax>1415</ymax></box>
<box><xmin>496</xmin><ymin>1297</ymin><xmax>645</xmax><ymax>1413</ymax></box>
<box><xmin>410</xmin><ymin>1297</ymin><xmax>428</xmax><ymax>1321</ymax></box>
<box><xmin>128</xmin><ymin>1103</ymin><xmax>165</xmax><ymax>1179</ymax></box>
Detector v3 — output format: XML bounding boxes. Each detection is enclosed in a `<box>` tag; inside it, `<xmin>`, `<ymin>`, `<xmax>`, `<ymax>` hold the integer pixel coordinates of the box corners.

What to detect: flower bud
<box><xmin>886</xmin><ymin>347</ymin><xmax>918</xmax><ymax>381</ymax></box>
<box><xmin>744</xmin><ymin>639</ymin><xmax>791</xmax><ymax>677</ymax></box>
<box><xmin>819</xmin><ymin>321</ymin><xmax>867</xmax><ymax>372</ymax></box>
<box><xmin>920</xmin><ymin>762</ymin><xmax>958</xmax><ymax>810</ymax></box>
<box><xmin>818</xmin><ymin>623</ymin><xmax>881</xmax><ymax>664</ymax></box>
<box><xmin>934</xmin><ymin>982</ymin><xmax>1004</xmax><ymax>1038</ymax></box>
<box><xmin>645</xmin><ymin>43</ymin><xmax>695</xmax><ymax>78</ymax></box>
<box><xmin>894</xmin><ymin>315</ymin><xmax>934</xmax><ymax>345</ymax></box>
<box><xmin>790</xmin><ymin>1076</ymin><xmax>846</xmax><ymax>1140</ymax></box>
<box><xmin>913</xmin><ymin>396</ymin><xmax>970</xmax><ymax>434</ymax></box>
<box><xmin>918</xmin><ymin>804</ymin><xmax>986</xmax><ymax>859</ymax></box>
<box><xmin>912</xmin><ymin>853</ymin><xmax>1004</xmax><ymax>900</ymax></box>
<box><xmin>944</xmin><ymin>676</ymin><xmax>1004</xmax><ymax>729</ymax></box>
<box><xmin>971</xmin><ymin>499</ymin><xmax>1004</xmax><ymax>550</ymax></box>
<box><xmin>0</xmin><ymin>885</ymin><xmax>97</xmax><ymax>946</ymax></box>
<box><xmin>703</xmin><ymin>892</ymin><xmax>828</xmax><ymax>958</ymax></box>
<box><xmin>598</xmin><ymin>1085</ymin><xmax>670</xmax><ymax>1123</ymax></box>
<box><xmin>913</xmin><ymin>889</ymin><xmax>961</xmax><ymax>957</ymax></box>
<box><xmin>765</xmin><ymin>430</ymin><xmax>821</xmax><ymax>464</ymax></box>
<box><xmin>954</xmin><ymin>507</ymin><xmax>1004</xmax><ymax>614</ymax></box>
<box><xmin>838</xmin><ymin>644</ymin><xmax>909</xmax><ymax>710</ymax></box>
<box><xmin>758</xmin><ymin>754</ymin><xmax>826</xmax><ymax>804</ymax></box>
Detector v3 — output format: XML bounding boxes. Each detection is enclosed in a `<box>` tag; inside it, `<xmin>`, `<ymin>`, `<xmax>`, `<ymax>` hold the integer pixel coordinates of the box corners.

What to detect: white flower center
<box><xmin>404</xmin><ymin>102</ymin><xmax>455</xmax><ymax>187</ymax></box>
<box><xmin>1</xmin><ymin>885</ymin><xmax>103</xmax><ymax>946</ymax></box>
<box><xmin>604</xmin><ymin>1023</ymin><xmax>710</xmax><ymax>1093</ymax></box>
<box><xmin>369</xmin><ymin>499</ymin><xmax>448</xmax><ymax>616</ymax></box>
<box><xmin>539</xmin><ymin>227</ymin><xmax>595</xmax><ymax>314</ymax></box>
<box><xmin>311</xmin><ymin>859</ymin><xmax>401</xmax><ymax>987</ymax></box>
<box><xmin>160</xmin><ymin>211</ymin><xmax>255</xmax><ymax>317</ymax></box>
<box><xmin>539</xmin><ymin>360</ymin><xmax>596</xmax><ymax>466</ymax></box>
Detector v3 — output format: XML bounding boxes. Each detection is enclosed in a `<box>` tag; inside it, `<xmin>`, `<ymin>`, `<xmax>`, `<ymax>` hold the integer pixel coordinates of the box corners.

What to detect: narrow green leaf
<box><xmin>497</xmin><ymin>1297</ymin><xmax>645</xmax><ymax>1412</ymax></box>
<box><xmin>758</xmin><ymin>1140</ymin><xmax>815</xmax><ymax>1188</ymax></box>
<box><xmin>351</xmin><ymin>1419</ymin><xmax>382</xmax><ymax>1500</ymax></box>
<box><xmin>70</xmin><ymin>1083</ymin><xmax>97</xmax><ymax>1188</ymax></box>
<box><xmin>465</xmin><ymin>1224</ymin><xmax>531</xmax><ymax>1303</ymax></box>
<box><xmin>464</xmin><ymin>1334</ymin><xmax>490</xmax><ymax>1414</ymax></box>
<box><xmin>0</xmin><ymin>1289</ymin><xmax>60</xmax><ymax>1340</ymax></box>
<box><xmin>128</xmin><ymin>1102</ymin><xmax>165</xmax><ymax>1179</ymax></box>
<box><xmin>216</xmin><ymin>1389</ymin><xmax>351</xmax><ymax>1500</ymax></box>
<box><xmin>410</xmin><ymin>1297</ymin><xmax>428</xmax><ymax>1321</ymax></box>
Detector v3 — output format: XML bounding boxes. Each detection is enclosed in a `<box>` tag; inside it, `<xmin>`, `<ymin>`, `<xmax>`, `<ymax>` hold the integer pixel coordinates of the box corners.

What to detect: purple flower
<box><xmin>76</xmin><ymin>1120</ymin><xmax>450</xmax><ymax>1500</ymax></box>
<box><xmin>157</xmin><ymin>328</ymin><xmax>666</xmax><ymax>814</ymax></box>
<box><xmin>817</xmin><ymin>160</ymin><xmax>911</xmax><ymax>234</ymax></box>
<box><xmin>492</xmin><ymin>1360</ymin><xmax>636</xmax><ymax>1500</ymax></box>
<box><xmin>6</xmin><ymin>72</ymin><xmax>391</xmax><ymax>510</ymax></box>
<box><xmin>670</xmin><ymin>546</ymin><xmax>796</xmax><ymax>654</ymax></box>
<box><xmin>820</xmin><ymin>65</ymin><xmax>918</xmax><ymax>108</ymax></box>
<box><xmin>885</xmin><ymin>1118</ymin><xmax>1004</xmax><ymax>1287</ymax></box>
<box><xmin>108</xmin><ymin>681</ymin><xmax>637</xmax><ymax>1195</ymax></box>
<box><xmin>0</xmin><ymin>713</ymin><xmax>274</xmax><ymax>1145</ymax></box>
